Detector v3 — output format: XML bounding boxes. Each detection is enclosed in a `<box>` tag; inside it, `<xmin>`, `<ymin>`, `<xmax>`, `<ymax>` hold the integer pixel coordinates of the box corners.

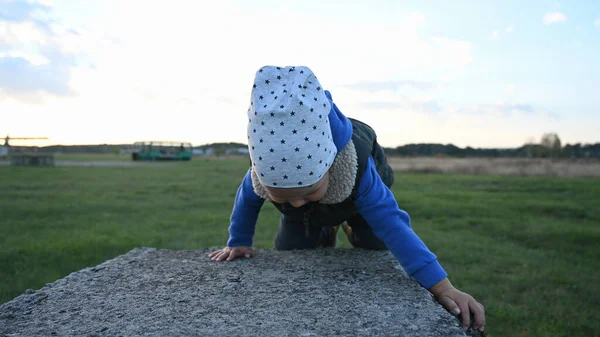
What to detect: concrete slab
<box><xmin>0</xmin><ymin>247</ymin><xmax>483</xmax><ymax>337</ymax></box>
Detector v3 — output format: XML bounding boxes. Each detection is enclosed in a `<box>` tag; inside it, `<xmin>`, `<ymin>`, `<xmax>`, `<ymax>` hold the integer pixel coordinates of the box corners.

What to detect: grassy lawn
<box><xmin>1</xmin><ymin>158</ymin><xmax>598</xmax><ymax>337</ymax></box>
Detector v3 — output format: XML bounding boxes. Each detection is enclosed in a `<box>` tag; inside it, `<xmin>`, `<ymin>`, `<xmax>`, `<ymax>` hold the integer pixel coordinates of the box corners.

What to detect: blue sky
<box><xmin>0</xmin><ymin>0</ymin><xmax>598</xmax><ymax>148</ymax></box>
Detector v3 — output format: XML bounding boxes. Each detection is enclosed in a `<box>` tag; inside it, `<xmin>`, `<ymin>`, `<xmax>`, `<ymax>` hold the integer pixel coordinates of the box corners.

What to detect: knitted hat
<box><xmin>247</xmin><ymin>65</ymin><xmax>337</xmax><ymax>188</ymax></box>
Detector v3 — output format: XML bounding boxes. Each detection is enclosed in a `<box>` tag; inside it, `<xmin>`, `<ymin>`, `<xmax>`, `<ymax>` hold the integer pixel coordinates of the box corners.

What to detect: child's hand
<box><xmin>208</xmin><ymin>246</ymin><xmax>253</xmax><ymax>261</ymax></box>
<box><xmin>429</xmin><ymin>278</ymin><xmax>485</xmax><ymax>332</ymax></box>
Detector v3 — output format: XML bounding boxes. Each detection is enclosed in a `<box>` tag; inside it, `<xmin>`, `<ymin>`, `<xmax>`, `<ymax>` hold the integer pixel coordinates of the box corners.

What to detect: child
<box><xmin>209</xmin><ymin>65</ymin><xmax>485</xmax><ymax>332</ymax></box>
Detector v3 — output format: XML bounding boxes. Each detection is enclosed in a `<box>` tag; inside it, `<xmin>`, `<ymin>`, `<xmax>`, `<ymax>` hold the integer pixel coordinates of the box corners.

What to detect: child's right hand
<box><xmin>208</xmin><ymin>246</ymin><xmax>253</xmax><ymax>261</ymax></box>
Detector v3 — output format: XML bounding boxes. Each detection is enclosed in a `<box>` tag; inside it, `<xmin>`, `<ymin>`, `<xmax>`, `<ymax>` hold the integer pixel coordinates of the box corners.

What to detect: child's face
<box><xmin>264</xmin><ymin>172</ymin><xmax>329</xmax><ymax>208</ymax></box>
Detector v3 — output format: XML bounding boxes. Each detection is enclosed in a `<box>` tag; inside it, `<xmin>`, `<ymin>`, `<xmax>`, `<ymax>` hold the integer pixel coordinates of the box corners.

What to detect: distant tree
<box><xmin>540</xmin><ymin>133</ymin><xmax>562</xmax><ymax>157</ymax></box>
<box><xmin>563</xmin><ymin>143</ymin><xmax>582</xmax><ymax>158</ymax></box>
<box><xmin>540</xmin><ymin>133</ymin><xmax>561</xmax><ymax>149</ymax></box>
<box><xmin>523</xmin><ymin>137</ymin><xmax>536</xmax><ymax>157</ymax></box>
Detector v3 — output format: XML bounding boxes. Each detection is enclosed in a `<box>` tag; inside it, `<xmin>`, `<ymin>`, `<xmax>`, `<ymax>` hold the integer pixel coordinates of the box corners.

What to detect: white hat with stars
<box><xmin>247</xmin><ymin>65</ymin><xmax>337</xmax><ymax>188</ymax></box>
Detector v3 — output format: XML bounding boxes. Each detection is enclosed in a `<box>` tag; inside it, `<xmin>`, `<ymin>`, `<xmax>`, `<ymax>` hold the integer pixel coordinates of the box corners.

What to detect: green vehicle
<box><xmin>131</xmin><ymin>141</ymin><xmax>193</xmax><ymax>161</ymax></box>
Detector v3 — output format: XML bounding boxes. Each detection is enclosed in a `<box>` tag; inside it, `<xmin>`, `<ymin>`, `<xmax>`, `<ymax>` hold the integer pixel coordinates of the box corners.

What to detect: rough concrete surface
<box><xmin>1</xmin><ymin>247</ymin><xmax>483</xmax><ymax>337</ymax></box>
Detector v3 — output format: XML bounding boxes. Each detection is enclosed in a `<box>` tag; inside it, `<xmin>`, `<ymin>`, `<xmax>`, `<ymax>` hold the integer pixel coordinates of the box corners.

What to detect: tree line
<box><xmin>383</xmin><ymin>133</ymin><xmax>600</xmax><ymax>158</ymax></box>
<box><xmin>9</xmin><ymin>133</ymin><xmax>600</xmax><ymax>158</ymax></box>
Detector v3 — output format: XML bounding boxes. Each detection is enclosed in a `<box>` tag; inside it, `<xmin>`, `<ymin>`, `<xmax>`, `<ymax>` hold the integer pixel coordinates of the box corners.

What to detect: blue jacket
<box><xmin>226</xmin><ymin>91</ymin><xmax>448</xmax><ymax>289</ymax></box>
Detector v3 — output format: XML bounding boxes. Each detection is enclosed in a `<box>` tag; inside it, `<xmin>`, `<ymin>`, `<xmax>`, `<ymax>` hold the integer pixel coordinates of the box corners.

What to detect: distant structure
<box><xmin>3</xmin><ymin>134</ymin><xmax>49</xmax><ymax>147</ymax></box>
<box><xmin>130</xmin><ymin>141</ymin><xmax>193</xmax><ymax>161</ymax></box>
<box><xmin>1</xmin><ymin>134</ymin><xmax>54</xmax><ymax>166</ymax></box>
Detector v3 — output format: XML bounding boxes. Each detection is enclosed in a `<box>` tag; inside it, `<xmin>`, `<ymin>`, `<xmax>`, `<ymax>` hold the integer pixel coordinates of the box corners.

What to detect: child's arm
<box><xmin>210</xmin><ymin>169</ymin><xmax>265</xmax><ymax>261</ymax></box>
<box><xmin>354</xmin><ymin>157</ymin><xmax>447</xmax><ymax>288</ymax></box>
<box><xmin>353</xmin><ymin>157</ymin><xmax>485</xmax><ymax>331</ymax></box>
<box><xmin>228</xmin><ymin>168</ymin><xmax>265</xmax><ymax>246</ymax></box>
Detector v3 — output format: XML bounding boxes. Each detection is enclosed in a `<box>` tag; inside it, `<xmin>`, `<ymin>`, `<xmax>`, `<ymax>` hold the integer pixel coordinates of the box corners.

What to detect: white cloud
<box><xmin>1</xmin><ymin>1</ymin><xmax>478</xmax><ymax>147</ymax></box>
<box><xmin>594</xmin><ymin>19</ymin><xmax>600</xmax><ymax>27</ymax></box>
<box><xmin>0</xmin><ymin>0</ymin><xmax>102</xmax><ymax>102</ymax></box>
<box><xmin>543</xmin><ymin>12</ymin><xmax>567</xmax><ymax>24</ymax></box>
<box><xmin>86</xmin><ymin>3</ymin><xmax>473</xmax><ymax>85</ymax></box>
<box><xmin>473</xmin><ymin>103</ymin><xmax>535</xmax><ymax>115</ymax></box>
<box><xmin>37</xmin><ymin>0</ymin><xmax>53</xmax><ymax>6</ymax></box>
<box><xmin>505</xmin><ymin>84</ymin><xmax>515</xmax><ymax>94</ymax></box>
<box><xmin>491</xmin><ymin>26</ymin><xmax>514</xmax><ymax>40</ymax></box>
<box><xmin>429</xmin><ymin>36</ymin><xmax>473</xmax><ymax>69</ymax></box>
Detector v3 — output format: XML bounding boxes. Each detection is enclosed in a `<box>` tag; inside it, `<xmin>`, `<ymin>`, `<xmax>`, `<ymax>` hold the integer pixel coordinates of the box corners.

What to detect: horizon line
<box><xmin>5</xmin><ymin>140</ymin><xmax>600</xmax><ymax>150</ymax></box>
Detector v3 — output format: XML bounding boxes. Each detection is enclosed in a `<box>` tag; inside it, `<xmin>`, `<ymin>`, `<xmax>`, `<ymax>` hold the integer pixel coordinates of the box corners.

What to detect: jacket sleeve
<box><xmin>353</xmin><ymin>157</ymin><xmax>448</xmax><ymax>289</ymax></box>
<box><xmin>227</xmin><ymin>169</ymin><xmax>266</xmax><ymax>247</ymax></box>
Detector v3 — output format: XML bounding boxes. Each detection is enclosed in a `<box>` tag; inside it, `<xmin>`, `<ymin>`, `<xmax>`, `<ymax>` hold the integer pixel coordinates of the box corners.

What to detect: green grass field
<box><xmin>1</xmin><ymin>158</ymin><xmax>599</xmax><ymax>337</ymax></box>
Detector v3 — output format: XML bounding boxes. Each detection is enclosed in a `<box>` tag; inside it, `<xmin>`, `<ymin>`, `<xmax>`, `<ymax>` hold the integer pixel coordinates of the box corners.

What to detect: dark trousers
<box><xmin>274</xmin><ymin>211</ymin><xmax>387</xmax><ymax>251</ymax></box>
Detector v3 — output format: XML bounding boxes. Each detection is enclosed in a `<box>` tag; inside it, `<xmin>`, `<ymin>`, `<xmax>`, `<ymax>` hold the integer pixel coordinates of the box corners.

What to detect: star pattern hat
<box><xmin>247</xmin><ymin>65</ymin><xmax>337</xmax><ymax>188</ymax></box>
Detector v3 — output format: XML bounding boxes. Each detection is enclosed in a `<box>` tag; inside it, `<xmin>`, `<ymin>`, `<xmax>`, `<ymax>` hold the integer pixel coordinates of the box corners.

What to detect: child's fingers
<box><xmin>226</xmin><ymin>250</ymin><xmax>238</xmax><ymax>261</ymax></box>
<box><xmin>439</xmin><ymin>295</ymin><xmax>470</xmax><ymax>330</ymax></box>
<box><xmin>214</xmin><ymin>250</ymin><xmax>231</xmax><ymax>261</ymax></box>
<box><xmin>457</xmin><ymin>300</ymin><xmax>470</xmax><ymax>330</ymax></box>
<box><xmin>209</xmin><ymin>247</ymin><xmax>252</xmax><ymax>261</ymax></box>
<box><xmin>469</xmin><ymin>300</ymin><xmax>485</xmax><ymax>331</ymax></box>
<box><xmin>437</xmin><ymin>296</ymin><xmax>460</xmax><ymax>317</ymax></box>
<box><xmin>209</xmin><ymin>251</ymin><xmax>222</xmax><ymax>260</ymax></box>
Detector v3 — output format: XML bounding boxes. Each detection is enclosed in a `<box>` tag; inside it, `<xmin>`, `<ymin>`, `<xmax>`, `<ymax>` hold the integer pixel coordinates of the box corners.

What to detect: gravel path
<box><xmin>0</xmin><ymin>248</ymin><xmax>482</xmax><ymax>337</ymax></box>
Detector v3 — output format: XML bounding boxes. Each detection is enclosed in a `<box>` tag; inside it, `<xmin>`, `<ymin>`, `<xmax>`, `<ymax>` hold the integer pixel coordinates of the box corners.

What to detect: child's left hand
<box><xmin>429</xmin><ymin>278</ymin><xmax>485</xmax><ymax>332</ymax></box>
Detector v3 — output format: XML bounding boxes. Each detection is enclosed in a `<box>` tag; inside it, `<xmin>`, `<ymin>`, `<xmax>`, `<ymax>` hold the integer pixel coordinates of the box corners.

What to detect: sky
<box><xmin>0</xmin><ymin>0</ymin><xmax>599</xmax><ymax>148</ymax></box>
